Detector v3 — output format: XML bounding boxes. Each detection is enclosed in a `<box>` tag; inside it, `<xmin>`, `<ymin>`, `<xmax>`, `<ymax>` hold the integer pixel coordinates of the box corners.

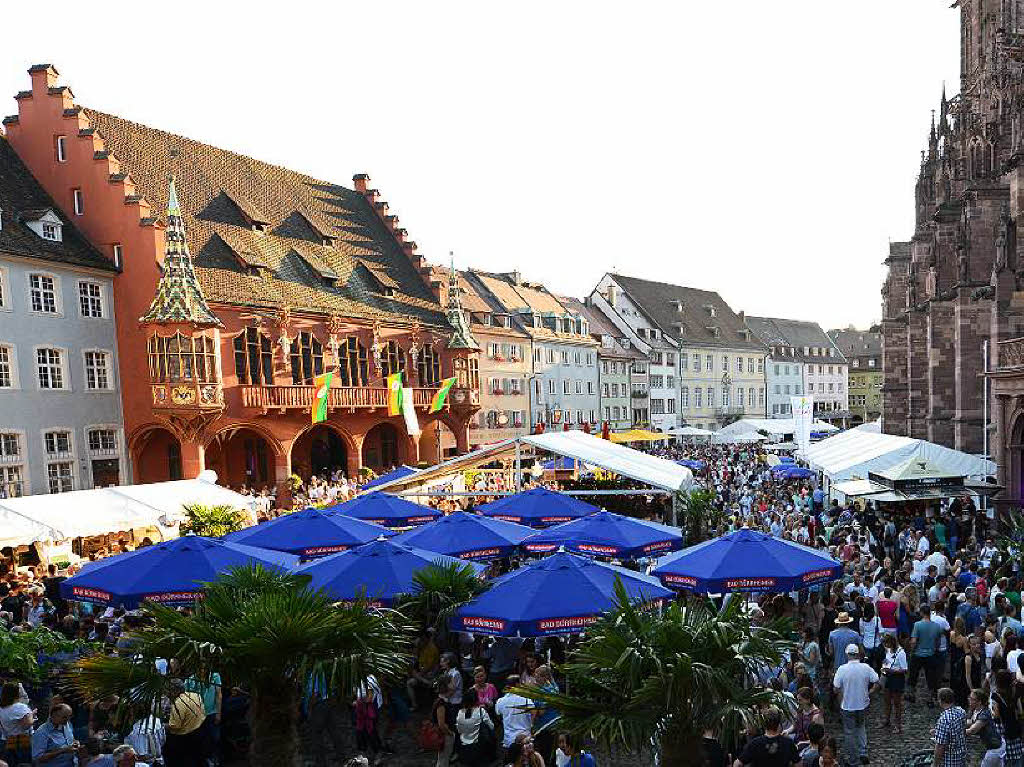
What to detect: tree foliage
<box><xmin>179</xmin><ymin>503</ymin><xmax>248</xmax><ymax>537</ymax></box>
<box><xmin>675</xmin><ymin>488</ymin><xmax>721</xmax><ymax>545</ymax></box>
<box><xmin>519</xmin><ymin>581</ymin><xmax>793</xmax><ymax>767</ymax></box>
<box><xmin>66</xmin><ymin>565</ymin><xmax>413</xmax><ymax>766</ymax></box>
<box><xmin>398</xmin><ymin>561</ymin><xmax>490</xmax><ymax>630</ymax></box>
<box><xmin>0</xmin><ymin>627</ymin><xmax>93</xmax><ymax>682</ymax></box>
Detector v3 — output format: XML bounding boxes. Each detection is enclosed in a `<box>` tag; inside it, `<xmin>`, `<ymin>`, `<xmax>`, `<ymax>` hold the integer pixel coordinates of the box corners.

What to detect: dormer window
<box><xmin>704</xmin><ymin>304</ymin><xmax>716</xmax><ymax>318</ymax></box>
<box><xmin>24</xmin><ymin>210</ymin><xmax>64</xmax><ymax>243</ymax></box>
<box><xmin>252</xmin><ymin>223</ymin><xmax>266</xmax><ymax>233</ymax></box>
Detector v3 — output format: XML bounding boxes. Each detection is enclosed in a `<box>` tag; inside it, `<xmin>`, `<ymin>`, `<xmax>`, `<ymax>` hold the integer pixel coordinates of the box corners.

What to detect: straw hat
<box><xmin>835</xmin><ymin>611</ymin><xmax>854</xmax><ymax>625</ymax></box>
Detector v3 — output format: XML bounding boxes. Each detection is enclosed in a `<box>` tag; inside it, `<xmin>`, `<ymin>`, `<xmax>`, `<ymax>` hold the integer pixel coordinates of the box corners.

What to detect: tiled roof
<box><xmin>828</xmin><ymin>328</ymin><xmax>882</xmax><ymax>362</ymax></box>
<box><xmin>140</xmin><ymin>177</ymin><xmax>221</xmax><ymax>326</ymax></box>
<box><xmin>745</xmin><ymin>316</ymin><xmax>846</xmax><ymax>364</ymax></box>
<box><xmin>81</xmin><ymin>109</ymin><xmax>445</xmax><ymax>327</ymax></box>
<box><xmin>0</xmin><ymin>136</ymin><xmax>113</xmax><ymax>272</ymax></box>
<box><xmin>608</xmin><ymin>273</ymin><xmax>765</xmax><ymax>351</ymax></box>
<box><xmin>471</xmin><ymin>271</ymin><xmax>596</xmax><ymax>345</ymax></box>
<box><xmin>558</xmin><ymin>297</ymin><xmax>646</xmax><ymax>360</ymax></box>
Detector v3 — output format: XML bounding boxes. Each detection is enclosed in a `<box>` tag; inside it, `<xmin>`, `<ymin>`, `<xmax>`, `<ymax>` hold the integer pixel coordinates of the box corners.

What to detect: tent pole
<box><xmin>515</xmin><ymin>441</ymin><xmax>522</xmax><ymax>492</ymax></box>
<box><xmin>671</xmin><ymin>492</ymin><xmax>679</xmax><ymax>528</ymax></box>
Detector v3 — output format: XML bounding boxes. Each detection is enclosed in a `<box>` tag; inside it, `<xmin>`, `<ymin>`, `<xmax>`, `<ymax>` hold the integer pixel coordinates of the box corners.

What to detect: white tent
<box><xmin>713</xmin><ymin>429</ymin><xmax>764</xmax><ymax>444</ymax></box>
<box><xmin>854</xmin><ymin>419</ymin><xmax>882</xmax><ymax>434</ymax></box>
<box><xmin>368</xmin><ymin>430</ymin><xmax>694</xmax><ymax>494</ymax></box>
<box><xmin>714</xmin><ymin>418</ymin><xmax>839</xmax><ymax>439</ymax></box>
<box><xmin>667</xmin><ymin>426</ymin><xmax>715</xmax><ymax>438</ymax></box>
<box><xmin>801</xmin><ymin>429</ymin><xmax>995</xmax><ymax>484</ymax></box>
<box><xmin>0</xmin><ymin>477</ymin><xmax>256</xmax><ymax>546</ymax></box>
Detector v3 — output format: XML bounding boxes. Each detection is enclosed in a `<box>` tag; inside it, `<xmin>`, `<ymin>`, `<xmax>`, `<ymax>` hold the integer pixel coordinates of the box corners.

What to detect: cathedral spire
<box><xmin>140</xmin><ymin>177</ymin><xmax>222</xmax><ymax>327</ymax></box>
<box><xmin>928</xmin><ymin>110</ymin><xmax>938</xmax><ymax>160</ymax></box>
<box><xmin>444</xmin><ymin>252</ymin><xmax>478</xmax><ymax>351</ymax></box>
<box><xmin>939</xmin><ymin>83</ymin><xmax>950</xmax><ymax>137</ymax></box>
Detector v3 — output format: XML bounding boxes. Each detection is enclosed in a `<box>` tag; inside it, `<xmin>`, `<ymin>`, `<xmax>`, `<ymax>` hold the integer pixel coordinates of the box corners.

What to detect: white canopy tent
<box><xmin>367</xmin><ymin>430</ymin><xmax>694</xmax><ymax>495</ymax></box>
<box><xmin>714</xmin><ymin>418</ymin><xmax>839</xmax><ymax>440</ymax></box>
<box><xmin>0</xmin><ymin>476</ymin><xmax>256</xmax><ymax>547</ymax></box>
<box><xmin>666</xmin><ymin>426</ymin><xmax>715</xmax><ymax>438</ymax></box>
<box><xmin>713</xmin><ymin>428</ymin><xmax>764</xmax><ymax>444</ymax></box>
<box><xmin>854</xmin><ymin>420</ymin><xmax>882</xmax><ymax>434</ymax></box>
<box><xmin>800</xmin><ymin>430</ymin><xmax>996</xmax><ymax>485</ymax></box>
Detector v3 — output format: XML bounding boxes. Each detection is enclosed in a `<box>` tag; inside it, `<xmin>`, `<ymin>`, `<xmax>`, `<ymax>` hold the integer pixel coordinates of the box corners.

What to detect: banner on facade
<box><xmin>401</xmin><ymin>387</ymin><xmax>421</xmax><ymax>436</ymax></box>
<box><xmin>790</xmin><ymin>395</ymin><xmax>814</xmax><ymax>454</ymax></box>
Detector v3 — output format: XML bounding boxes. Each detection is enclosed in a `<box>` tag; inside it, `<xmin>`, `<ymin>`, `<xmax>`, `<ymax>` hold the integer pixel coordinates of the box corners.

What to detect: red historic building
<box><xmin>3</xmin><ymin>65</ymin><xmax>480</xmax><ymax>500</ymax></box>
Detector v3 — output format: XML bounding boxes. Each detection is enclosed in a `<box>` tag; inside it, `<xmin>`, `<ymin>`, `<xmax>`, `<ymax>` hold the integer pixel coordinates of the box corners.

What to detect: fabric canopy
<box><xmin>800</xmin><ymin>430</ymin><xmax>996</xmax><ymax>483</ymax></box>
<box><xmin>324</xmin><ymin>492</ymin><xmax>441</xmax><ymax>527</ymax></box>
<box><xmin>0</xmin><ymin>478</ymin><xmax>255</xmax><ymax>545</ymax></box>
<box><xmin>608</xmin><ymin>429</ymin><xmax>669</xmax><ymax>443</ymax></box>
<box><xmin>713</xmin><ymin>429</ymin><xmax>764</xmax><ymax>444</ymax></box>
<box><xmin>715</xmin><ymin>418</ymin><xmax>840</xmax><ymax>438</ymax></box>
<box><xmin>667</xmin><ymin>426</ymin><xmax>715</xmax><ymax>437</ymax></box>
<box><xmin>478</xmin><ymin>487</ymin><xmax>601</xmax><ymax>528</ymax></box>
<box><xmin>223</xmin><ymin>508</ymin><xmax>395</xmax><ymax>557</ymax></box>
<box><xmin>60</xmin><ymin>536</ymin><xmax>298</xmax><ymax>608</ymax></box>
<box><xmin>361</xmin><ymin>466</ymin><xmax>420</xmax><ymax>491</ymax></box>
<box><xmin>367</xmin><ymin>431</ymin><xmax>693</xmax><ymax>494</ymax></box>
<box><xmin>392</xmin><ymin>512</ymin><xmax>535</xmax><ymax>560</ymax></box>
<box><xmin>652</xmin><ymin>529</ymin><xmax>842</xmax><ymax>593</ymax></box>
<box><xmin>451</xmin><ymin>551</ymin><xmax>672</xmax><ymax>636</ymax></box>
<box><xmin>522</xmin><ymin>511</ymin><xmax>683</xmax><ymax>559</ymax></box>
<box><xmin>299</xmin><ymin>538</ymin><xmax>485</xmax><ymax>605</ymax></box>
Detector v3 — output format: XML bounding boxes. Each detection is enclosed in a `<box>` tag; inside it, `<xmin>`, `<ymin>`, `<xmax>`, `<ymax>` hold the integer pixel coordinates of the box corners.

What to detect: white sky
<box><xmin>0</xmin><ymin>1</ymin><xmax>960</xmax><ymax>331</ymax></box>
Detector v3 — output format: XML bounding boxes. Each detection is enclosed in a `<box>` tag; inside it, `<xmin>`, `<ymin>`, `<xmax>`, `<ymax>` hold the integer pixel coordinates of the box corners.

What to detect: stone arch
<box><xmin>204</xmin><ymin>423</ymin><xmax>285</xmax><ymax>490</ymax></box>
<box><xmin>290</xmin><ymin>420</ymin><xmax>359</xmax><ymax>481</ymax></box>
<box><xmin>1008</xmin><ymin>408</ymin><xmax>1024</xmax><ymax>501</ymax></box>
<box><xmin>128</xmin><ymin>423</ymin><xmax>183</xmax><ymax>484</ymax></box>
<box><xmin>363</xmin><ymin>421</ymin><xmax>405</xmax><ymax>474</ymax></box>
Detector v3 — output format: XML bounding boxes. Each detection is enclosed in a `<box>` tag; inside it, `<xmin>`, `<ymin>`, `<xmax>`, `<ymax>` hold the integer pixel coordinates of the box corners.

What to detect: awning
<box><xmin>0</xmin><ymin>478</ymin><xmax>256</xmax><ymax>546</ymax></box>
<box><xmin>608</xmin><ymin>429</ymin><xmax>670</xmax><ymax>443</ymax></box>
<box><xmin>367</xmin><ymin>431</ymin><xmax>693</xmax><ymax>494</ymax></box>
<box><xmin>801</xmin><ymin>430</ymin><xmax>995</xmax><ymax>483</ymax></box>
<box><xmin>713</xmin><ymin>418</ymin><xmax>840</xmax><ymax>439</ymax></box>
<box><xmin>667</xmin><ymin>426</ymin><xmax>715</xmax><ymax>437</ymax></box>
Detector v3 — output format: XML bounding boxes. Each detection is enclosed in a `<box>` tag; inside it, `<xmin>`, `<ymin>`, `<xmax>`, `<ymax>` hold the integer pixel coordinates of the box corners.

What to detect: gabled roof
<box><xmin>745</xmin><ymin>316</ymin><xmax>845</xmax><ymax>364</ymax></box>
<box><xmin>558</xmin><ymin>297</ymin><xmax>646</xmax><ymax>360</ymax></box>
<box><xmin>471</xmin><ymin>271</ymin><xmax>596</xmax><ymax>345</ymax></box>
<box><xmin>0</xmin><ymin>137</ymin><xmax>113</xmax><ymax>272</ymax></box>
<box><xmin>607</xmin><ymin>273</ymin><xmax>764</xmax><ymax>351</ymax></box>
<box><xmin>828</xmin><ymin>328</ymin><xmax>882</xmax><ymax>362</ymax></box>
<box><xmin>81</xmin><ymin>109</ymin><xmax>445</xmax><ymax>326</ymax></box>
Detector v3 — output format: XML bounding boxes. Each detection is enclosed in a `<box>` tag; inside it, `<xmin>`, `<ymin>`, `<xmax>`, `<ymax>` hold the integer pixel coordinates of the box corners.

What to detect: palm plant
<box><xmin>675</xmin><ymin>488</ymin><xmax>720</xmax><ymax>544</ymax></box>
<box><xmin>520</xmin><ymin>581</ymin><xmax>793</xmax><ymax>766</ymax></box>
<box><xmin>65</xmin><ymin>565</ymin><xmax>413</xmax><ymax>766</ymax></box>
<box><xmin>398</xmin><ymin>561</ymin><xmax>490</xmax><ymax>629</ymax></box>
<box><xmin>179</xmin><ymin>502</ymin><xmax>248</xmax><ymax>537</ymax></box>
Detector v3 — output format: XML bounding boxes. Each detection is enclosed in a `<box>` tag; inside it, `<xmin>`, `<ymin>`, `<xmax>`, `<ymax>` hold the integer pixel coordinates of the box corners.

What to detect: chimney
<box><xmin>395</xmin><ymin>227</ymin><xmax>408</xmax><ymax>243</ymax></box>
<box><xmin>374</xmin><ymin>201</ymin><xmax>389</xmax><ymax>219</ymax></box>
<box><xmin>352</xmin><ymin>173</ymin><xmax>370</xmax><ymax>193</ymax></box>
<box><xmin>738</xmin><ymin>310</ymin><xmax>745</xmax><ymax>322</ymax></box>
<box><xmin>28</xmin><ymin>64</ymin><xmax>60</xmax><ymax>96</ymax></box>
<box><xmin>365</xmin><ymin>188</ymin><xmax>380</xmax><ymax>206</ymax></box>
<box><xmin>606</xmin><ymin>284</ymin><xmax>617</xmax><ymax>308</ymax></box>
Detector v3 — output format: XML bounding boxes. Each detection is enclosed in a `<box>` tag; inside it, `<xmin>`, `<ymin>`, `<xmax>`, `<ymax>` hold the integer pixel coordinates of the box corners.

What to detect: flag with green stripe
<box><xmin>429</xmin><ymin>376</ymin><xmax>458</xmax><ymax>413</ymax></box>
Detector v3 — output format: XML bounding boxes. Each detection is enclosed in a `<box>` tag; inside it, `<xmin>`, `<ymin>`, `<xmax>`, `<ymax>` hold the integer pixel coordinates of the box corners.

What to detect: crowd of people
<box><xmin>0</xmin><ymin>440</ymin><xmax>1018</xmax><ymax>766</ymax></box>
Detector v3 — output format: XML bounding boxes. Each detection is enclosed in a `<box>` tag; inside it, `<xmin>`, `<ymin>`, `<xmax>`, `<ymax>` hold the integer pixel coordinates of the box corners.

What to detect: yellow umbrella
<box><xmin>608</xmin><ymin>429</ymin><xmax>670</xmax><ymax>443</ymax></box>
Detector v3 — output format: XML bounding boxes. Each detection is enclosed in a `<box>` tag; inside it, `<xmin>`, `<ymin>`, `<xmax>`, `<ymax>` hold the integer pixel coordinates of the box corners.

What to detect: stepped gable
<box><xmin>0</xmin><ymin>136</ymin><xmax>111</xmax><ymax>271</ymax></box>
<box><xmin>80</xmin><ymin>108</ymin><xmax>445</xmax><ymax>326</ymax></box>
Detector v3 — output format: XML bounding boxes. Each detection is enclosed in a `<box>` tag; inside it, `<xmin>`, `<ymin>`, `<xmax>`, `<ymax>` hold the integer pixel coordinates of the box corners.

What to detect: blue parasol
<box><xmin>522</xmin><ymin>511</ymin><xmax>683</xmax><ymax>559</ymax></box>
<box><xmin>324</xmin><ymin>491</ymin><xmax>441</xmax><ymax>528</ymax></box>
<box><xmin>477</xmin><ymin>486</ymin><xmax>600</xmax><ymax>528</ymax></box>
<box><xmin>298</xmin><ymin>538</ymin><xmax>485</xmax><ymax>606</ymax></box>
<box><xmin>778</xmin><ymin>455</ymin><xmax>795</xmax><ymax>464</ymax></box>
<box><xmin>361</xmin><ymin>465</ymin><xmax>420</xmax><ymax>491</ymax></box>
<box><xmin>451</xmin><ymin>551</ymin><xmax>672</xmax><ymax>637</ymax></box>
<box><xmin>223</xmin><ymin>508</ymin><xmax>395</xmax><ymax>559</ymax></box>
<box><xmin>771</xmin><ymin>465</ymin><xmax>816</xmax><ymax>480</ymax></box>
<box><xmin>675</xmin><ymin>459</ymin><xmax>705</xmax><ymax>471</ymax></box>
<box><xmin>391</xmin><ymin>512</ymin><xmax>534</xmax><ymax>560</ymax></box>
<box><xmin>60</xmin><ymin>536</ymin><xmax>298</xmax><ymax>608</ymax></box>
<box><xmin>541</xmin><ymin>457</ymin><xmax>581</xmax><ymax>471</ymax></box>
<box><xmin>651</xmin><ymin>528</ymin><xmax>841</xmax><ymax>593</ymax></box>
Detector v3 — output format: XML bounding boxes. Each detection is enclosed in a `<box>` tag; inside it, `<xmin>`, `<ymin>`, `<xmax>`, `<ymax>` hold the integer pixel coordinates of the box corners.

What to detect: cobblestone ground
<box><xmin>292</xmin><ymin>682</ymin><xmax>991</xmax><ymax>766</ymax></box>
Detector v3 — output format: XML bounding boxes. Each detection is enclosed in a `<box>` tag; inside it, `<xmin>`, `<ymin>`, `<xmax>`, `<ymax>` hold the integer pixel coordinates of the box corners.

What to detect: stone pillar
<box><xmin>406</xmin><ymin>434</ymin><xmax>421</xmax><ymax>465</ymax></box>
<box><xmin>349</xmin><ymin>434</ymin><xmax>364</xmax><ymax>480</ymax></box>
<box><xmin>927</xmin><ymin>301</ymin><xmax>956</xmax><ymax>446</ymax></box>
<box><xmin>274</xmin><ymin>448</ymin><xmax>293</xmax><ymax>510</ymax></box>
<box><xmin>953</xmin><ymin>292</ymin><xmax>988</xmax><ymax>454</ymax></box>
<box><xmin>907</xmin><ymin>309</ymin><xmax>929</xmax><ymax>438</ymax></box>
<box><xmin>179</xmin><ymin>440</ymin><xmax>206</xmax><ymax>480</ymax></box>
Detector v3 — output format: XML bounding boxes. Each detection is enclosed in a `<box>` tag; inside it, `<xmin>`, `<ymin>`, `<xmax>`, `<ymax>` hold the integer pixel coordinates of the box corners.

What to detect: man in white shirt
<box><xmin>494</xmin><ymin>674</ymin><xmax>533</xmax><ymax>749</ymax></box>
<box><xmin>911</xmin><ymin>552</ymin><xmax>929</xmax><ymax>585</ymax></box>
<box><xmin>926</xmin><ymin>548</ymin><xmax>950</xmax><ymax>577</ymax></box>
<box><xmin>833</xmin><ymin>645</ymin><xmax>880</xmax><ymax>767</ymax></box>
<box><xmin>916</xmin><ymin>532</ymin><xmax>931</xmax><ymax>556</ymax></box>
<box><xmin>980</xmin><ymin>539</ymin><xmax>998</xmax><ymax>570</ymax></box>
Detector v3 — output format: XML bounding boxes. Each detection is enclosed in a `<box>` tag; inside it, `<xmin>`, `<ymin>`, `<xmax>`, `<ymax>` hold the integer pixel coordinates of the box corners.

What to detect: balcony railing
<box><xmin>241</xmin><ymin>385</ymin><xmax>442</xmax><ymax>411</ymax></box>
<box><xmin>998</xmin><ymin>337</ymin><xmax>1024</xmax><ymax>370</ymax></box>
<box><xmin>631</xmin><ymin>390</ymin><xmax>649</xmax><ymax>399</ymax></box>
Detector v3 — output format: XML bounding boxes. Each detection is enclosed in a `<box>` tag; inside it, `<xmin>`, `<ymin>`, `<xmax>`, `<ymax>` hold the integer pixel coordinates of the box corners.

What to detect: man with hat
<box><xmin>827</xmin><ymin>612</ymin><xmax>862</xmax><ymax>713</ymax></box>
<box><xmin>833</xmin><ymin>644</ymin><xmax>879</xmax><ymax>767</ymax></box>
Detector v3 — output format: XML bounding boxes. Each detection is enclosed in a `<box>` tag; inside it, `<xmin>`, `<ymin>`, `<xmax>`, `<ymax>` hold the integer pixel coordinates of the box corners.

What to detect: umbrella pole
<box><xmin>515</xmin><ymin>441</ymin><xmax>522</xmax><ymax>493</ymax></box>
